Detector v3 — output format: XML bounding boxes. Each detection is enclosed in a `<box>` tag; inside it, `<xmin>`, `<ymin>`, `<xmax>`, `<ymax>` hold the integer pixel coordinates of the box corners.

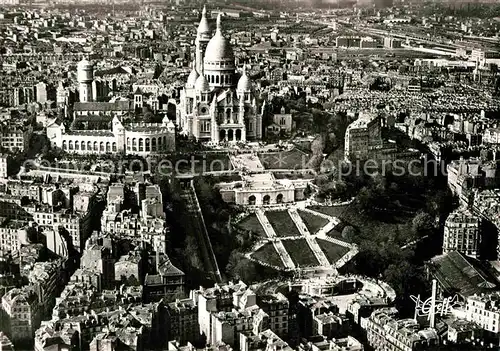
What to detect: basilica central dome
<box><xmin>204</xmin><ymin>14</ymin><xmax>235</xmax><ymax>66</ymax></box>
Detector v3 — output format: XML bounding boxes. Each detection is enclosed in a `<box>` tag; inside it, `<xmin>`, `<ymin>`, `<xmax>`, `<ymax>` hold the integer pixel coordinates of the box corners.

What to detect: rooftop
<box><xmin>428</xmin><ymin>251</ymin><xmax>498</xmax><ymax>298</ymax></box>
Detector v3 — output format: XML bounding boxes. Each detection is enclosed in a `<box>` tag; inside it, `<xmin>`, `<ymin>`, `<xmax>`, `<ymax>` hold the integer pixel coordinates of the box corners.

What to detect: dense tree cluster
<box><xmin>332</xmin><ymin>172</ymin><xmax>454</xmax><ymax>315</ymax></box>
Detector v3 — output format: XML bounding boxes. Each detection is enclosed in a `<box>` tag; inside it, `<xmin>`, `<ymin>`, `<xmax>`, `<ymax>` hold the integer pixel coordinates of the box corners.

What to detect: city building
<box><xmin>0</xmin><ymin>124</ymin><xmax>32</xmax><ymax>152</ymax></box>
<box><xmin>384</xmin><ymin>37</ymin><xmax>402</xmax><ymax>49</ymax></box>
<box><xmin>266</xmin><ymin>106</ymin><xmax>294</xmax><ymax>137</ymax></box>
<box><xmin>240</xmin><ymin>329</ymin><xmax>293</xmax><ymax>351</ymax></box>
<box><xmin>0</xmin><ymin>154</ymin><xmax>8</xmax><ymax>178</ymax></box>
<box><xmin>465</xmin><ymin>292</ymin><xmax>500</xmax><ymax>334</ymax></box>
<box><xmin>426</xmin><ymin>251</ymin><xmax>499</xmax><ymax>300</ymax></box>
<box><xmin>344</xmin><ymin>113</ymin><xmax>383</xmax><ymax>161</ymax></box>
<box><xmin>177</xmin><ymin>10</ymin><xmax>263</xmax><ymax>143</ymax></box>
<box><xmin>298</xmin><ymin>335</ymin><xmax>364</xmax><ymax>351</ymax></box>
<box><xmin>47</xmin><ymin>115</ymin><xmax>176</xmax><ymax>156</ymax></box>
<box><xmin>210</xmin><ymin>307</ymin><xmax>269</xmax><ymax>348</ymax></box>
<box><xmin>192</xmin><ymin>281</ymin><xmax>271</xmax><ymax>347</ymax></box>
<box><xmin>297</xmin><ymin>296</ymin><xmax>339</xmax><ymax>339</ymax></box>
<box><xmin>257</xmin><ymin>293</ymin><xmax>289</xmax><ymax>339</ymax></box>
<box><xmin>313</xmin><ymin>313</ymin><xmax>350</xmax><ymax>340</ymax></box>
<box><xmin>364</xmin><ymin>308</ymin><xmax>439</xmax><ymax>351</ymax></box>
<box><xmin>143</xmin><ymin>251</ymin><xmax>185</xmax><ymax>303</ymax></box>
<box><xmin>443</xmin><ymin>209</ymin><xmax>481</xmax><ymax>258</ymax></box>
<box><xmin>2</xmin><ymin>286</ymin><xmax>40</xmax><ymax>344</ymax></box>
<box><xmin>336</xmin><ymin>36</ymin><xmax>362</xmax><ymax>48</ymax></box>
<box><xmin>35</xmin><ymin>324</ymin><xmax>79</xmax><ymax>351</ymax></box>
<box><xmin>219</xmin><ymin>172</ymin><xmax>309</xmax><ymax>206</ymax></box>
<box><xmin>0</xmin><ymin>332</ymin><xmax>15</xmax><ymax>351</ymax></box>
<box><xmin>0</xmin><ymin>219</ymin><xmax>29</xmax><ymax>255</ymax></box>
<box><xmin>166</xmin><ymin>298</ymin><xmax>199</xmax><ymax>345</ymax></box>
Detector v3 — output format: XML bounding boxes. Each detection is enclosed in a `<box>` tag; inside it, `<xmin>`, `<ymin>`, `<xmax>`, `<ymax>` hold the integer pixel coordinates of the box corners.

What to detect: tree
<box><xmin>342</xmin><ymin>226</ymin><xmax>356</xmax><ymax>242</ymax></box>
<box><xmin>226</xmin><ymin>252</ymin><xmax>259</xmax><ymax>283</ymax></box>
<box><xmin>185</xmin><ymin>235</ymin><xmax>203</xmax><ymax>269</ymax></box>
<box><xmin>144</xmin><ymin>111</ymin><xmax>155</xmax><ymax>123</ymax></box>
<box><xmin>412</xmin><ymin>212</ymin><xmax>434</xmax><ymax>235</ymax></box>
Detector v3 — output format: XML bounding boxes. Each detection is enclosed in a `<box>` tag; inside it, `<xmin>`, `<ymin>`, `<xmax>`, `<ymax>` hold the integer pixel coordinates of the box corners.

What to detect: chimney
<box><xmin>429</xmin><ymin>279</ymin><xmax>437</xmax><ymax>329</ymax></box>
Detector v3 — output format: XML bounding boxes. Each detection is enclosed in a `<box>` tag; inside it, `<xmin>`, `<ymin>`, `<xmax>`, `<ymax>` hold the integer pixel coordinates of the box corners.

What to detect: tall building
<box><xmin>177</xmin><ymin>10</ymin><xmax>262</xmax><ymax>143</ymax></box>
<box><xmin>77</xmin><ymin>58</ymin><xmax>94</xmax><ymax>103</ymax></box>
<box><xmin>344</xmin><ymin>113</ymin><xmax>383</xmax><ymax>161</ymax></box>
<box><xmin>443</xmin><ymin>209</ymin><xmax>481</xmax><ymax>258</ymax></box>
<box><xmin>166</xmin><ymin>298</ymin><xmax>199</xmax><ymax>345</ymax></box>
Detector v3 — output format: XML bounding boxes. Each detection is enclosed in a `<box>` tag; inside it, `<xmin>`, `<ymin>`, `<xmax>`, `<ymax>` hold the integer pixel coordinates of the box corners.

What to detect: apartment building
<box><xmin>0</xmin><ymin>124</ymin><xmax>32</xmax><ymax>152</ymax></box>
<box><xmin>257</xmin><ymin>293</ymin><xmax>289</xmax><ymax>339</ymax></box>
<box><xmin>364</xmin><ymin>308</ymin><xmax>439</xmax><ymax>351</ymax></box>
<box><xmin>466</xmin><ymin>292</ymin><xmax>500</xmax><ymax>334</ymax></box>
<box><xmin>166</xmin><ymin>298</ymin><xmax>199</xmax><ymax>345</ymax></box>
<box><xmin>443</xmin><ymin>209</ymin><xmax>481</xmax><ymax>258</ymax></box>
<box><xmin>344</xmin><ymin>113</ymin><xmax>383</xmax><ymax>161</ymax></box>
<box><xmin>0</xmin><ymin>219</ymin><xmax>29</xmax><ymax>255</ymax></box>
<box><xmin>2</xmin><ymin>286</ymin><xmax>40</xmax><ymax>344</ymax></box>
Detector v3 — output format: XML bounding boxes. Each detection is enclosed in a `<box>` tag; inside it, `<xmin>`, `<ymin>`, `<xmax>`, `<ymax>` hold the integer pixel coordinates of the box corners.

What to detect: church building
<box><xmin>177</xmin><ymin>8</ymin><xmax>263</xmax><ymax>143</ymax></box>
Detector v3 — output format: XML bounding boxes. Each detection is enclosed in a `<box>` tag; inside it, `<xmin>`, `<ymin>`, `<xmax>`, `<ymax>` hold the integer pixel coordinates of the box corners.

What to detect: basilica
<box><xmin>177</xmin><ymin>8</ymin><xmax>263</xmax><ymax>143</ymax></box>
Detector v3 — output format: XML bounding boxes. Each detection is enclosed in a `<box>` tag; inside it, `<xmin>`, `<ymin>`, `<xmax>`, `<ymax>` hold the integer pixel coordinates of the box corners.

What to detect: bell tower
<box><xmin>195</xmin><ymin>6</ymin><xmax>211</xmax><ymax>74</ymax></box>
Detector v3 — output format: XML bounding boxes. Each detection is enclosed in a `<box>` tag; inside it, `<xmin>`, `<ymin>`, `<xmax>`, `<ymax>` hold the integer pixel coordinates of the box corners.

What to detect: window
<box><xmin>201</xmin><ymin>121</ymin><xmax>210</xmax><ymax>133</ymax></box>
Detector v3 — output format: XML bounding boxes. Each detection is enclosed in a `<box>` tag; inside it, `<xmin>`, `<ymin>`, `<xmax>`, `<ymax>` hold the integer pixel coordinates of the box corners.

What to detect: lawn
<box><xmin>281</xmin><ymin>239</ymin><xmax>319</xmax><ymax>267</ymax></box>
<box><xmin>310</xmin><ymin>205</ymin><xmax>348</xmax><ymax>219</ymax></box>
<box><xmin>259</xmin><ymin>149</ymin><xmax>311</xmax><ymax>170</ymax></box>
<box><xmin>316</xmin><ymin>238</ymin><xmax>351</xmax><ymax>264</ymax></box>
<box><xmin>266</xmin><ymin>211</ymin><xmax>301</xmax><ymax>237</ymax></box>
<box><xmin>298</xmin><ymin>210</ymin><xmax>329</xmax><ymax>234</ymax></box>
<box><xmin>251</xmin><ymin>243</ymin><xmax>285</xmax><ymax>269</ymax></box>
<box><xmin>317</xmin><ymin>203</ymin><xmax>415</xmax><ymax>247</ymax></box>
<box><xmin>326</xmin><ymin>227</ymin><xmax>352</xmax><ymax>244</ymax></box>
<box><xmin>238</xmin><ymin>214</ymin><xmax>267</xmax><ymax>237</ymax></box>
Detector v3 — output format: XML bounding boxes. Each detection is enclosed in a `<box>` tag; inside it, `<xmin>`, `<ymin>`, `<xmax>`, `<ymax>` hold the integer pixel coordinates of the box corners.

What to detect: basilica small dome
<box><xmin>194</xmin><ymin>74</ymin><xmax>210</xmax><ymax>92</ymax></box>
<box><xmin>237</xmin><ymin>67</ymin><xmax>252</xmax><ymax>91</ymax></box>
<box><xmin>186</xmin><ymin>64</ymin><xmax>199</xmax><ymax>88</ymax></box>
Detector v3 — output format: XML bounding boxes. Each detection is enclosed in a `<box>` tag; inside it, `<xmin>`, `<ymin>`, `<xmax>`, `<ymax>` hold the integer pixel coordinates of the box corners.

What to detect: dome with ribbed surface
<box><xmin>204</xmin><ymin>14</ymin><xmax>234</xmax><ymax>64</ymax></box>
<box><xmin>194</xmin><ymin>74</ymin><xmax>210</xmax><ymax>92</ymax></box>
<box><xmin>197</xmin><ymin>6</ymin><xmax>210</xmax><ymax>34</ymax></box>
<box><xmin>186</xmin><ymin>63</ymin><xmax>199</xmax><ymax>88</ymax></box>
<box><xmin>237</xmin><ymin>66</ymin><xmax>252</xmax><ymax>91</ymax></box>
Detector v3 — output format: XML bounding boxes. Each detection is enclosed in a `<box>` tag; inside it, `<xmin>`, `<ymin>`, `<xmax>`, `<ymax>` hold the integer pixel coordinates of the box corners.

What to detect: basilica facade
<box><xmin>177</xmin><ymin>8</ymin><xmax>262</xmax><ymax>143</ymax></box>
